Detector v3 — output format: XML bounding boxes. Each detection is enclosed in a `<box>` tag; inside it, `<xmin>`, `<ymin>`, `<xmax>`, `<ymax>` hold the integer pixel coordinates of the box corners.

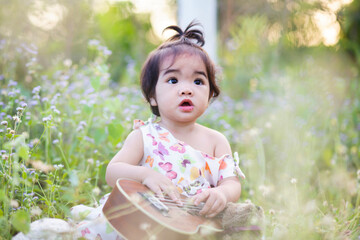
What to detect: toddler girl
<box><xmin>106</xmin><ymin>21</ymin><xmax>243</xmax><ymax>221</ymax></box>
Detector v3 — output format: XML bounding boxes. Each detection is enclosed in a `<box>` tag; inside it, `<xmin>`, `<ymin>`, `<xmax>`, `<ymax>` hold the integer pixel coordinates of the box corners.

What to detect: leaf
<box><xmin>0</xmin><ymin>189</ymin><xmax>7</xmax><ymax>202</ymax></box>
<box><xmin>69</xmin><ymin>170</ymin><xmax>79</xmax><ymax>187</ymax></box>
<box><xmin>19</xmin><ymin>145</ymin><xmax>29</xmax><ymax>161</ymax></box>
<box><xmin>45</xmin><ymin>180</ymin><xmax>53</xmax><ymax>185</ymax></box>
<box><xmin>83</xmin><ymin>105</ymin><xmax>93</xmax><ymax>114</ymax></box>
<box><xmin>94</xmin><ymin>128</ymin><xmax>107</xmax><ymax>145</ymax></box>
<box><xmin>107</xmin><ymin>122</ymin><xmax>124</xmax><ymax>146</ymax></box>
<box><xmin>6</xmin><ymin>133</ymin><xmax>13</xmax><ymax>139</ymax></box>
<box><xmin>11</xmin><ymin>210</ymin><xmax>30</xmax><ymax>234</ymax></box>
<box><xmin>90</xmin><ymin>75</ymin><xmax>101</xmax><ymax>90</ymax></box>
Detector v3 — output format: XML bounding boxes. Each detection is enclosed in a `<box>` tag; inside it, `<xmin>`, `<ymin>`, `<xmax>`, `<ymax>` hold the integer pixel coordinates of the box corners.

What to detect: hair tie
<box><xmin>163</xmin><ymin>20</ymin><xmax>205</xmax><ymax>47</ymax></box>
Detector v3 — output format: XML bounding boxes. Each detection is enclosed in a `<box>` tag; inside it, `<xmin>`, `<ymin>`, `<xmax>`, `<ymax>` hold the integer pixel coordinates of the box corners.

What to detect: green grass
<box><xmin>1</xmin><ymin>26</ymin><xmax>360</xmax><ymax>240</ymax></box>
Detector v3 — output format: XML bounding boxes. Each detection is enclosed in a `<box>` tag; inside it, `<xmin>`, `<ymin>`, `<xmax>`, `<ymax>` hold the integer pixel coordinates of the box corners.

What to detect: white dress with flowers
<box><xmin>137</xmin><ymin>119</ymin><xmax>243</xmax><ymax>196</ymax></box>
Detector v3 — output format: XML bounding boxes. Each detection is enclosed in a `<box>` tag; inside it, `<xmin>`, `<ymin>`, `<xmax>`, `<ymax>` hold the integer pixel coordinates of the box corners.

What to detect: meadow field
<box><xmin>1</xmin><ymin>1</ymin><xmax>359</xmax><ymax>239</ymax></box>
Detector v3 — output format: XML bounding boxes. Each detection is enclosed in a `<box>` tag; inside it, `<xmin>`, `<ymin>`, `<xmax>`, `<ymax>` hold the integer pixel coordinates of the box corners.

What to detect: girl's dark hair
<box><xmin>140</xmin><ymin>20</ymin><xmax>220</xmax><ymax>116</ymax></box>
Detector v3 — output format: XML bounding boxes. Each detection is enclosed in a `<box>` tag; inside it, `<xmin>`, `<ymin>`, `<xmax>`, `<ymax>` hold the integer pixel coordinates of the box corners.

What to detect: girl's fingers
<box><xmin>153</xmin><ymin>186</ymin><xmax>165</xmax><ymax>200</ymax></box>
<box><xmin>193</xmin><ymin>190</ymin><xmax>209</xmax><ymax>206</ymax></box>
<box><xmin>205</xmin><ymin>200</ymin><xmax>224</xmax><ymax>218</ymax></box>
<box><xmin>198</xmin><ymin>194</ymin><xmax>215</xmax><ymax>216</ymax></box>
<box><xmin>162</xmin><ymin>185</ymin><xmax>183</xmax><ymax>205</ymax></box>
<box><xmin>193</xmin><ymin>190</ymin><xmax>226</xmax><ymax>217</ymax></box>
<box><xmin>166</xmin><ymin>191</ymin><xmax>183</xmax><ymax>206</ymax></box>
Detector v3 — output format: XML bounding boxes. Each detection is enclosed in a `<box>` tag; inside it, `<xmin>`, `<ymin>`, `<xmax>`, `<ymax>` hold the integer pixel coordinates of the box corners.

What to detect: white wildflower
<box><xmin>10</xmin><ymin>199</ymin><xmax>19</xmax><ymax>208</ymax></box>
<box><xmin>258</xmin><ymin>185</ymin><xmax>271</xmax><ymax>196</ymax></box>
<box><xmin>22</xmin><ymin>132</ymin><xmax>29</xmax><ymax>139</ymax></box>
<box><xmin>265</xmin><ymin>121</ymin><xmax>272</xmax><ymax>128</ymax></box>
<box><xmin>54</xmin><ymin>164</ymin><xmax>64</xmax><ymax>170</ymax></box>
<box><xmin>63</xmin><ymin>59</ymin><xmax>72</xmax><ymax>67</ymax></box>
<box><xmin>12</xmin><ymin>116</ymin><xmax>20</xmax><ymax>123</ymax></box>
<box><xmin>249</xmin><ymin>128</ymin><xmax>259</xmax><ymax>137</ymax></box>
<box><xmin>92</xmin><ymin>187</ymin><xmax>101</xmax><ymax>196</ymax></box>
<box><xmin>30</xmin><ymin>206</ymin><xmax>42</xmax><ymax>216</ymax></box>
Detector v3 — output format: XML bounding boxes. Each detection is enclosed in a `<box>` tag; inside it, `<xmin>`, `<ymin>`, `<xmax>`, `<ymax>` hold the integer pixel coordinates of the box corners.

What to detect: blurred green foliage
<box><xmin>0</xmin><ymin>0</ymin><xmax>157</xmax><ymax>86</ymax></box>
<box><xmin>339</xmin><ymin>0</ymin><xmax>360</xmax><ymax>68</ymax></box>
<box><xmin>0</xmin><ymin>0</ymin><xmax>360</xmax><ymax>239</ymax></box>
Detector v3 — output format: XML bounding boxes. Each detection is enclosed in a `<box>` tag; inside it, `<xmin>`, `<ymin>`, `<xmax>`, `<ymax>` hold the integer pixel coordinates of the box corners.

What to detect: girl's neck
<box><xmin>157</xmin><ymin>118</ymin><xmax>197</xmax><ymax>136</ymax></box>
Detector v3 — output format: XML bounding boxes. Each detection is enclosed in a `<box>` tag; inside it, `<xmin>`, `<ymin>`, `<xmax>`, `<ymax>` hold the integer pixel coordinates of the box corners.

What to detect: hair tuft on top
<box><xmin>163</xmin><ymin>20</ymin><xmax>205</xmax><ymax>47</ymax></box>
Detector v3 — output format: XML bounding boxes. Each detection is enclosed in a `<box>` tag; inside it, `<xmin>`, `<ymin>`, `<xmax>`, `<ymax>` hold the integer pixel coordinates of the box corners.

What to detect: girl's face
<box><xmin>151</xmin><ymin>53</ymin><xmax>210</xmax><ymax>124</ymax></box>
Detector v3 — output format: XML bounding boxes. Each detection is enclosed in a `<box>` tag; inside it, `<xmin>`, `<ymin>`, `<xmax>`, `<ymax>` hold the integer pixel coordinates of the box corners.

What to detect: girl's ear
<box><xmin>150</xmin><ymin>98</ymin><xmax>157</xmax><ymax>106</ymax></box>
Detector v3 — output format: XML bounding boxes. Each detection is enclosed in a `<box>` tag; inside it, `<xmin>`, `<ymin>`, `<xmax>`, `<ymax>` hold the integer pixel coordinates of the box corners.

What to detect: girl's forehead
<box><xmin>159</xmin><ymin>53</ymin><xmax>204</xmax><ymax>70</ymax></box>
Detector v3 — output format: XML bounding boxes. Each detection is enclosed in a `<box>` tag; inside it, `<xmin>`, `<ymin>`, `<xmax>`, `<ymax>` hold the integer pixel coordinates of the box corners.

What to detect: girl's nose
<box><xmin>178</xmin><ymin>88</ymin><xmax>193</xmax><ymax>96</ymax></box>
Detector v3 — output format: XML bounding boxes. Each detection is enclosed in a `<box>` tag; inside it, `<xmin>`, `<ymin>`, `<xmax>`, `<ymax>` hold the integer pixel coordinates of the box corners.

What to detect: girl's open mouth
<box><xmin>179</xmin><ymin>99</ymin><xmax>194</xmax><ymax>112</ymax></box>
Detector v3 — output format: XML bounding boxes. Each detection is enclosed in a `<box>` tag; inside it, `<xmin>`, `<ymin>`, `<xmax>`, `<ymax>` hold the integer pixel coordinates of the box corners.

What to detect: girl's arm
<box><xmin>192</xmin><ymin>177</ymin><xmax>241</xmax><ymax>218</ymax></box>
<box><xmin>105</xmin><ymin>129</ymin><xmax>145</xmax><ymax>186</ymax></box>
<box><xmin>192</xmin><ymin>130</ymin><xmax>242</xmax><ymax>218</ymax></box>
<box><xmin>105</xmin><ymin>129</ymin><xmax>181</xmax><ymax>201</ymax></box>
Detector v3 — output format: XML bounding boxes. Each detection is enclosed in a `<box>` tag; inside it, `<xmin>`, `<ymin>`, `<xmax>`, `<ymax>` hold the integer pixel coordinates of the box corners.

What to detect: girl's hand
<box><xmin>191</xmin><ymin>188</ymin><xmax>227</xmax><ymax>218</ymax></box>
<box><xmin>142</xmin><ymin>169</ymin><xmax>182</xmax><ymax>205</ymax></box>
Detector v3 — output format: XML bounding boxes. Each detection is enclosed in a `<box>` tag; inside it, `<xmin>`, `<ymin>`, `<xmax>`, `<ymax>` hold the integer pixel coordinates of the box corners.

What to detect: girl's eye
<box><xmin>194</xmin><ymin>79</ymin><xmax>204</xmax><ymax>85</ymax></box>
<box><xmin>167</xmin><ymin>78</ymin><xmax>178</xmax><ymax>84</ymax></box>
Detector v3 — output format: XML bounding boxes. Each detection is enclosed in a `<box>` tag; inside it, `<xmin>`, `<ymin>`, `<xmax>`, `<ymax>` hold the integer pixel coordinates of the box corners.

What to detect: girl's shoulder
<box><xmin>124</xmin><ymin>128</ymin><xmax>143</xmax><ymax>145</ymax></box>
<box><xmin>196</xmin><ymin>124</ymin><xmax>232</xmax><ymax>157</ymax></box>
<box><xmin>196</xmin><ymin>123</ymin><xmax>228</xmax><ymax>142</ymax></box>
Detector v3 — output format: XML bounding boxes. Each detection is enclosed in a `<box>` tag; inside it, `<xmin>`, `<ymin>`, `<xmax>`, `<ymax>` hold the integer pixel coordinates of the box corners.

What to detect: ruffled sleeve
<box><xmin>133</xmin><ymin>119</ymin><xmax>145</xmax><ymax>130</ymax></box>
<box><xmin>133</xmin><ymin>115</ymin><xmax>158</xmax><ymax>130</ymax></box>
<box><xmin>218</xmin><ymin>153</ymin><xmax>245</xmax><ymax>182</ymax></box>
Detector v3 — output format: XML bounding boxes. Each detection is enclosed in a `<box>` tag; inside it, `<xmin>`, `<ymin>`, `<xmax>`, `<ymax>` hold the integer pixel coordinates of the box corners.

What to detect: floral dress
<box><xmin>137</xmin><ymin>119</ymin><xmax>244</xmax><ymax>196</ymax></box>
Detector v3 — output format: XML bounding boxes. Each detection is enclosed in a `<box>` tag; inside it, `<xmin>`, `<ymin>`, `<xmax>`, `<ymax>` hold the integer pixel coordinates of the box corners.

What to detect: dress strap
<box><xmin>133</xmin><ymin>119</ymin><xmax>145</xmax><ymax>130</ymax></box>
<box><xmin>132</xmin><ymin>115</ymin><xmax>158</xmax><ymax>130</ymax></box>
<box><xmin>234</xmin><ymin>152</ymin><xmax>246</xmax><ymax>179</ymax></box>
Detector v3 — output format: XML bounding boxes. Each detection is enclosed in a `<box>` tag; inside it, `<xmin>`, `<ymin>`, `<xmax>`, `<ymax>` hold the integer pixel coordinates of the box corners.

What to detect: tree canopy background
<box><xmin>1</xmin><ymin>0</ymin><xmax>360</xmax><ymax>239</ymax></box>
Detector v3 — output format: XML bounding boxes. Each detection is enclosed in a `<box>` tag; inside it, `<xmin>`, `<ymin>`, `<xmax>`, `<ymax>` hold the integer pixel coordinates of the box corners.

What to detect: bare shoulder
<box><xmin>122</xmin><ymin>128</ymin><xmax>144</xmax><ymax>153</ymax></box>
<box><xmin>196</xmin><ymin>124</ymin><xmax>232</xmax><ymax>157</ymax></box>
<box><xmin>125</xmin><ymin>128</ymin><xmax>143</xmax><ymax>143</ymax></box>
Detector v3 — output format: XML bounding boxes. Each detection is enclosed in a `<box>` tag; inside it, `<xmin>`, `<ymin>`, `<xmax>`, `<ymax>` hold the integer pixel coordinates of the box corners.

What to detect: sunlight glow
<box><xmin>313</xmin><ymin>10</ymin><xmax>341</xmax><ymax>46</ymax></box>
<box><xmin>110</xmin><ymin>0</ymin><xmax>177</xmax><ymax>40</ymax></box>
<box><xmin>313</xmin><ymin>0</ymin><xmax>353</xmax><ymax>46</ymax></box>
<box><xmin>321</xmin><ymin>0</ymin><xmax>354</xmax><ymax>12</ymax></box>
<box><xmin>92</xmin><ymin>0</ymin><xmax>110</xmax><ymax>14</ymax></box>
<box><xmin>27</xmin><ymin>1</ymin><xmax>66</xmax><ymax>31</ymax></box>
